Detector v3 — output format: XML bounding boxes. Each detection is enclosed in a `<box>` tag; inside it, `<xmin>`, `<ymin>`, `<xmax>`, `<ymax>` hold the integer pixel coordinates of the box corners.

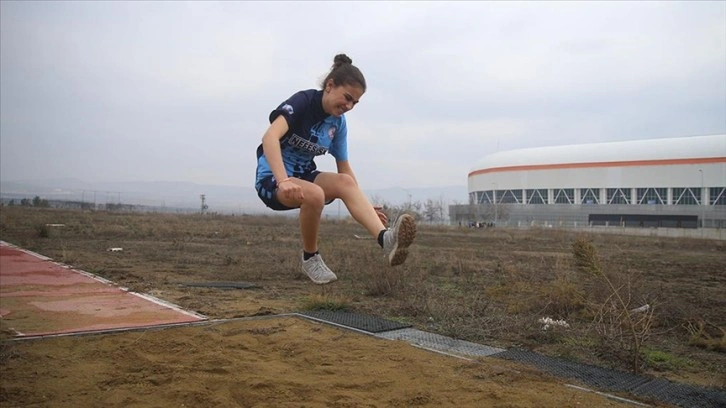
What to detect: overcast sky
<box><xmin>1</xmin><ymin>1</ymin><xmax>724</xmax><ymax>190</ymax></box>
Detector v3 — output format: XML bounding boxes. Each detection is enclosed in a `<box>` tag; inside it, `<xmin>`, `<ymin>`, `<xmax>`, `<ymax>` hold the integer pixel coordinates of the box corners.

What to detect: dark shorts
<box><xmin>256</xmin><ymin>171</ymin><xmax>334</xmax><ymax>211</ymax></box>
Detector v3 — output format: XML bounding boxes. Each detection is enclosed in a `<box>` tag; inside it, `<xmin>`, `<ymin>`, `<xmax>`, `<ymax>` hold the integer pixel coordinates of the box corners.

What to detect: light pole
<box><xmin>699</xmin><ymin>169</ymin><xmax>705</xmax><ymax>234</ymax></box>
<box><xmin>200</xmin><ymin>194</ymin><xmax>207</xmax><ymax>214</ymax></box>
<box><xmin>491</xmin><ymin>182</ymin><xmax>498</xmax><ymax>225</ymax></box>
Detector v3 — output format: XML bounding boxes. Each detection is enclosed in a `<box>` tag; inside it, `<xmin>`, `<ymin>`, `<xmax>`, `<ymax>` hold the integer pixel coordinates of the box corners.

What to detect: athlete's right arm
<box><xmin>261</xmin><ymin>116</ymin><xmax>303</xmax><ymax>201</ymax></box>
<box><xmin>261</xmin><ymin>115</ymin><xmax>290</xmax><ymax>183</ymax></box>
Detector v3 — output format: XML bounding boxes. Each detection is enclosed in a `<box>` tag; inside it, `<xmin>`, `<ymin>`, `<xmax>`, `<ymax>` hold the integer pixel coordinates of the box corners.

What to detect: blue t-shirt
<box><xmin>255</xmin><ymin>89</ymin><xmax>348</xmax><ymax>185</ymax></box>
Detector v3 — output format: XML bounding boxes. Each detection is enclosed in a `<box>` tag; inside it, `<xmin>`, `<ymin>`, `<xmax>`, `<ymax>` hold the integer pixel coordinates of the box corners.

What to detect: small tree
<box><xmin>32</xmin><ymin>196</ymin><xmax>50</xmax><ymax>208</ymax></box>
<box><xmin>423</xmin><ymin>198</ymin><xmax>441</xmax><ymax>224</ymax></box>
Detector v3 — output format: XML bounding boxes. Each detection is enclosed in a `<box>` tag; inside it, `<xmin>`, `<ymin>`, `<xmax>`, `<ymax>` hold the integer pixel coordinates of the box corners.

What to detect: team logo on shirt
<box><xmin>328</xmin><ymin>126</ymin><xmax>337</xmax><ymax>140</ymax></box>
<box><xmin>281</xmin><ymin>104</ymin><xmax>294</xmax><ymax>115</ymax></box>
<box><xmin>288</xmin><ymin>134</ymin><xmax>328</xmax><ymax>155</ymax></box>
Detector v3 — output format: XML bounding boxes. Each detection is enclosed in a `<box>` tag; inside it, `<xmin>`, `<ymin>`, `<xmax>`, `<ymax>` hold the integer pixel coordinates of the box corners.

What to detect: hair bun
<box><xmin>333</xmin><ymin>54</ymin><xmax>353</xmax><ymax>69</ymax></box>
<box><xmin>320</xmin><ymin>53</ymin><xmax>366</xmax><ymax>92</ymax></box>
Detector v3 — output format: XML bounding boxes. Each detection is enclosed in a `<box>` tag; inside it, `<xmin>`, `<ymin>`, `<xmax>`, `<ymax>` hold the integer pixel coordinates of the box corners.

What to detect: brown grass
<box><xmin>1</xmin><ymin>206</ymin><xmax>724</xmax><ymax>388</ymax></box>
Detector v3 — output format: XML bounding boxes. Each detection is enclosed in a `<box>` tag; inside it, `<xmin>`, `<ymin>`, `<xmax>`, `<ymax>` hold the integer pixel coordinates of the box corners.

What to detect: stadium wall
<box><xmin>452</xmin><ymin>134</ymin><xmax>726</xmax><ymax>232</ymax></box>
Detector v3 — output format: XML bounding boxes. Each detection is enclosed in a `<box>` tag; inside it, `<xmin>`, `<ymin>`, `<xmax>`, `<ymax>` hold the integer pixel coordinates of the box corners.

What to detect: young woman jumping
<box><xmin>254</xmin><ymin>53</ymin><xmax>416</xmax><ymax>284</ymax></box>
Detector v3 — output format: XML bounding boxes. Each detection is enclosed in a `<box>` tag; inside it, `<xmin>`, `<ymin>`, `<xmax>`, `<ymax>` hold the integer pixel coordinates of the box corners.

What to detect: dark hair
<box><xmin>320</xmin><ymin>54</ymin><xmax>367</xmax><ymax>92</ymax></box>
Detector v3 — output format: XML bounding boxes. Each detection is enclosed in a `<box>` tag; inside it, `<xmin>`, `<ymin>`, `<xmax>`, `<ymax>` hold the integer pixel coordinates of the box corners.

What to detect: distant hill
<box><xmin>0</xmin><ymin>178</ymin><xmax>468</xmax><ymax>216</ymax></box>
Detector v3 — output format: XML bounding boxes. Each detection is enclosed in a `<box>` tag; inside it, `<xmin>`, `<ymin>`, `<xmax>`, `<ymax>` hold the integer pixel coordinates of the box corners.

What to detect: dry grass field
<box><xmin>1</xmin><ymin>206</ymin><xmax>724</xmax><ymax>407</ymax></box>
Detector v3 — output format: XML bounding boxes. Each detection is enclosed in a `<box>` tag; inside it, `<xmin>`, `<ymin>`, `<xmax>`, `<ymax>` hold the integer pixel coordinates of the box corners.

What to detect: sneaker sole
<box><xmin>302</xmin><ymin>270</ymin><xmax>338</xmax><ymax>285</ymax></box>
<box><xmin>313</xmin><ymin>276</ymin><xmax>337</xmax><ymax>285</ymax></box>
<box><xmin>389</xmin><ymin>214</ymin><xmax>416</xmax><ymax>266</ymax></box>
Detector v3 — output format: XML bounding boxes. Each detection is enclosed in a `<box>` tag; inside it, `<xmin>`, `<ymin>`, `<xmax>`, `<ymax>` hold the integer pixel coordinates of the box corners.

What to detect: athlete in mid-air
<box><xmin>254</xmin><ymin>53</ymin><xmax>416</xmax><ymax>284</ymax></box>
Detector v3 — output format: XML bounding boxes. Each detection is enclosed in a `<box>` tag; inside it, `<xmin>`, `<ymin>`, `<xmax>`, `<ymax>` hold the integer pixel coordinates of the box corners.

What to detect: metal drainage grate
<box><xmin>376</xmin><ymin>328</ymin><xmax>505</xmax><ymax>358</ymax></box>
<box><xmin>299</xmin><ymin>310</ymin><xmax>411</xmax><ymax>333</ymax></box>
<box><xmin>492</xmin><ymin>349</ymin><xmax>650</xmax><ymax>391</ymax></box>
<box><xmin>491</xmin><ymin>349</ymin><xmax>726</xmax><ymax>408</ymax></box>
<box><xmin>298</xmin><ymin>311</ymin><xmax>725</xmax><ymax>408</ymax></box>
<box><xmin>632</xmin><ymin>378</ymin><xmax>726</xmax><ymax>408</ymax></box>
<box><xmin>179</xmin><ymin>281</ymin><xmax>261</xmax><ymax>289</ymax></box>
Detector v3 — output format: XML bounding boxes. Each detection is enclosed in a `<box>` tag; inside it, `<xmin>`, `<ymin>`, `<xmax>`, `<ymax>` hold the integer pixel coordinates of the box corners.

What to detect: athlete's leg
<box><xmin>312</xmin><ymin>172</ymin><xmax>416</xmax><ymax>266</ymax></box>
<box><xmin>259</xmin><ymin>174</ymin><xmax>337</xmax><ymax>283</ymax></box>
<box><xmin>312</xmin><ymin>172</ymin><xmax>386</xmax><ymax>238</ymax></box>
<box><xmin>275</xmin><ymin>178</ymin><xmax>326</xmax><ymax>253</ymax></box>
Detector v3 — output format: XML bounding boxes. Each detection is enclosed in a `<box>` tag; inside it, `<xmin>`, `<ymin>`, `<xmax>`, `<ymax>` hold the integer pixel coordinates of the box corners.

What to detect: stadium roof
<box><xmin>470</xmin><ymin>134</ymin><xmax>726</xmax><ymax>174</ymax></box>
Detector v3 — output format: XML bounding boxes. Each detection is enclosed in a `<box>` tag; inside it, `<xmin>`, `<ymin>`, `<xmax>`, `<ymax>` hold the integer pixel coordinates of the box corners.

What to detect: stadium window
<box><xmin>710</xmin><ymin>187</ymin><xmax>725</xmax><ymax>206</ymax></box>
<box><xmin>673</xmin><ymin>188</ymin><xmax>700</xmax><ymax>205</ymax></box>
<box><xmin>637</xmin><ymin>187</ymin><xmax>666</xmax><ymax>205</ymax></box>
<box><xmin>526</xmin><ymin>189</ymin><xmax>547</xmax><ymax>204</ymax></box>
<box><xmin>553</xmin><ymin>189</ymin><xmax>574</xmax><ymax>204</ymax></box>
<box><xmin>580</xmin><ymin>188</ymin><xmax>600</xmax><ymax>204</ymax></box>
<box><xmin>607</xmin><ymin>188</ymin><xmax>630</xmax><ymax>204</ymax></box>
<box><xmin>479</xmin><ymin>190</ymin><xmax>495</xmax><ymax>204</ymax></box>
<box><xmin>499</xmin><ymin>189</ymin><xmax>522</xmax><ymax>204</ymax></box>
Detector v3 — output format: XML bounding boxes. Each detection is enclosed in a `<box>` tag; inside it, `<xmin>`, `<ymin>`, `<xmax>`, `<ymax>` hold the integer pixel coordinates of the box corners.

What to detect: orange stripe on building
<box><xmin>468</xmin><ymin>157</ymin><xmax>726</xmax><ymax>178</ymax></box>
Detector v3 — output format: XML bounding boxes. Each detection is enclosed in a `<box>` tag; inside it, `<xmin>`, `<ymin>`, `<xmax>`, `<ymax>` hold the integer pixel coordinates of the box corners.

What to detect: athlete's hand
<box><xmin>278</xmin><ymin>179</ymin><xmax>303</xmax><ymax>201</ymax></box>
<box><xmin>374</xmin><ymin>206</ymin><xmax>388</xmax><ymax>226</ymax></box>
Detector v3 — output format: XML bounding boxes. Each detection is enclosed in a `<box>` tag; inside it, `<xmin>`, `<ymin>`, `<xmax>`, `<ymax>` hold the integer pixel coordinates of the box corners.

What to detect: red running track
<box><xmin>0</xmin><ymin>241</ymin><xmax>205</xmax><ymax>338</ymax></box>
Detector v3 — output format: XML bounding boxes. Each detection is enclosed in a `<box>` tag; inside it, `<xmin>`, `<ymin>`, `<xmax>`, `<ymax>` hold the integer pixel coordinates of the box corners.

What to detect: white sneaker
<box><xmin>301</xmin><ymin>253</ymin><xmax>338</xmax><ymax>284</ymax></box>
<box><xmin>383</xmin><ymin>214</ymin><xmax>417</xmax><ymax>266</ymax></box>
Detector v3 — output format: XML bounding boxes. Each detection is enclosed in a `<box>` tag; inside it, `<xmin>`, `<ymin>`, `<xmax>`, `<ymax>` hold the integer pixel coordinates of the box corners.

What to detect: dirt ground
<box><xmin>2</xmin><ymin>316</ymin><xmax>641</xmax><ymax>408</ymax></box>
<box><xmin>1</xmin><ymin>207</ymin><xmax>724</xmax><ymax>407</ymax></box>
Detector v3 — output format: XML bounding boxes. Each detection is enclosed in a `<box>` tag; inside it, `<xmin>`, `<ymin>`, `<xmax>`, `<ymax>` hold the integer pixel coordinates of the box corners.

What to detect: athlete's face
<box><xmin>323</xmin><ymin>80</ymin><xmax>364</xmax><ymax>117</ymax></box>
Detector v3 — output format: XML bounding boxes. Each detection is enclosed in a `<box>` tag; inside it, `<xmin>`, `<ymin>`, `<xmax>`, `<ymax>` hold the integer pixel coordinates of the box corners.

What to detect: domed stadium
<box><xmin>450</xmin><ymin>134</ymin><xmax>726</xmax><ymax>232</ymax></box>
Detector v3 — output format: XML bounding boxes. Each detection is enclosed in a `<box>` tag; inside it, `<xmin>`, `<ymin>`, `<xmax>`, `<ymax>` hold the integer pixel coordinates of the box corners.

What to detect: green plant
<box><xmin>301</xmin><ymin>294</ymin><xmax>351</xmax><ymax>311</ymax></box>
<box><xmin>643</xmin><ymin>348</ymin><xmax>690</xmax><ymax>371</ymax></box>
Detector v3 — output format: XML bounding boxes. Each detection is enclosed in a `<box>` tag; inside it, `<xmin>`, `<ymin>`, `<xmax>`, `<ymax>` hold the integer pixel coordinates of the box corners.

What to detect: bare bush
<box><xmin>572</xmin><ymin>236</ymin><xmax>657</xmax><ymax>374</ymax></box>
<box><xmin>684</xmin><ymin>319</ymin><xmax>726</xmax><ymax>352</ymax></box>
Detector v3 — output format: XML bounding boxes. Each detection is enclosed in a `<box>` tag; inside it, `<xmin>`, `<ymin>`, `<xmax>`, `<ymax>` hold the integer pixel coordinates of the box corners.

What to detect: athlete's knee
<box><xmin>313</xmin><ymin>173</ymin><xmax>359</xmax><ymax>200</ymax></box>
<box><xmin>301</xmin><ymin>184</ymin><xmax>326</xmax><ymax>209</ymax></box>
<box><xmin>337</xmin><ymin>173</ymin><xmax>357</xmax><ymax>190</ymax></box>
<box><xmin>331</xmin><ymin>174</ymin><xmax>360</xmax><ymax>199</ymax></box>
